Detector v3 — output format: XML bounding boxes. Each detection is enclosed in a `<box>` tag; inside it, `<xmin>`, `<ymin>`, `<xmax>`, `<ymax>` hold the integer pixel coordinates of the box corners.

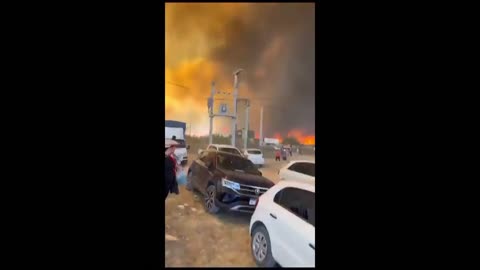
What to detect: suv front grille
<box><xmin>236</xmin><ymin>184</ymin><xmax>269</xmax><ymax>197</ymax></box>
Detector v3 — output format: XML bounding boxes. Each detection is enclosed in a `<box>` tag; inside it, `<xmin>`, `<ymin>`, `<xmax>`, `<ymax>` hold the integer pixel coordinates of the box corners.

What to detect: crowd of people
<box><xmin>274</xmin><ymin>145</ymin><xmax>303</xmax><ymax>162</ymax></box>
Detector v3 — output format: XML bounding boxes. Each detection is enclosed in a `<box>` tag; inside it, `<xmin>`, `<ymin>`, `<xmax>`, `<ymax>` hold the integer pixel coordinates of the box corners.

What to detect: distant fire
<box><xmin>269</xmin><ymin>129</ymin><xmax>315</xmax><ymax>145</ymax></box>
<box><xmin>287</xmin><ymin>129</ymin><xmax>315</xmax><ymax>145</ymax></box>
<box><xmin>302</xmin><ymin>135</ymin><xmax>315</xmax><ymax>145</ymax></box>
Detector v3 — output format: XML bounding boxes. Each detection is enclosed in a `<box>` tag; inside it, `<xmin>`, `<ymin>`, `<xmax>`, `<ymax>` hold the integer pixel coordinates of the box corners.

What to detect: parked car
<box><xmin>165</xmin><ymin>120</ymin><xmax>190</xmax><ymax>165</ymax></box>
<box><xmin>243</xmin><ymin>148</ymin><xmax>265</xmax><ymax>167</ymax></box>
<box><xmin>249</xmin><ymin>180</ymin><xmax>315</xmax><ymax>267</ymax></box>
<box><xmin>188</xmin><ymin>150</ymin><xmax>274</xmax><ymax>214</ymax></box>
<box><xmin>198</xmin><ymin>144</ymin><xmax>243</xmax><ymax>157</ymax></box>
<box><xmin>278</xmin><ymin>160</ymin><xmax>315</xmax><ymax>183</ymax></box>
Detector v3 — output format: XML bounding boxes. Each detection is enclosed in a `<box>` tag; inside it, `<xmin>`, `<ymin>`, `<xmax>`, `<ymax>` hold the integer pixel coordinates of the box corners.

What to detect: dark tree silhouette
<box><xmin>282</xmin><ymin>137</ymin><xmax>300</xmax><ymax>145</ymax></box>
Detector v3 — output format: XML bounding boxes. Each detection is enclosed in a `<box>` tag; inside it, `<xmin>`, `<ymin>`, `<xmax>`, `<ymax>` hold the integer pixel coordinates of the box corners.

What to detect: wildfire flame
<box><xmin>269</xmin><ymin>129</ymin><xmax>315</xmax><ymax>145</ymax></box>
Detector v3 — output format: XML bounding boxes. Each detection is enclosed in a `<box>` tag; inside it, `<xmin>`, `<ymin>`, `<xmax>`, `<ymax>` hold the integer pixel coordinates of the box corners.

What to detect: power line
<box><xmin>166</xmin><ymin>81</ymin><xmax>190</xmax><ymax>90</ymax></box>
<box><xmin>168</xmin><ymin>81</ymin><xmax>300</xmax><ymax>99</ymax></box>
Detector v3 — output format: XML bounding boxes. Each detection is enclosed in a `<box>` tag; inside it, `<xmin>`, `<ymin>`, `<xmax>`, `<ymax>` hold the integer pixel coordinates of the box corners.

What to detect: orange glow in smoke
<box><xmin>166</xmin><ymin>4</ymin><xmax>315</xmax><ymax>138</ymax></box>
<box><xmin>273</xmin><ymin>133</ymin><xmax>283</xmax><ymax>141</ymax></box>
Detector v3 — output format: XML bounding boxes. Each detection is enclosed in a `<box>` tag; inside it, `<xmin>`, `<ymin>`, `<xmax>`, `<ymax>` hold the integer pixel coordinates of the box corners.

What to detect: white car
<box><xmin>249</xmin><ymin>180</ymin><xmax>315</xmax><ymax>267</ymax></box>
<box><xmin>201</xmin><ymin>144</ymin><xmax>243</xmax><ymax>157</ymax></box>
<box><xmin>279</xmin><ymin>160</ymin><xmax>315</xmax><ymax>183</ymax></box>
<box><xmin>243</xmin><ymin>148</ymin><xmax>265</xmax><ymax>167</ymax></box>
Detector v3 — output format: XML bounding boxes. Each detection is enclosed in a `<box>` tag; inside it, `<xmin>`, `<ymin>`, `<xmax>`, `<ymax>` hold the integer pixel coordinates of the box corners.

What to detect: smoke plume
<box><xmin>166</xmin><ymin>3</ymin><xmax>315</xmax><ymax>143</ymax></box>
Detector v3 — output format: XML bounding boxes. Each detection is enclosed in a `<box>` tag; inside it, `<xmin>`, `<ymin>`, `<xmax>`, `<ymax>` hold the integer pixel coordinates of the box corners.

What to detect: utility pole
<box><xmin>208</xmin><ymin>81</ymin><xmax>215</xmax><ymax>145</ymax></box>
<box><xmin>244</xmin><ymin>100</ymin><xmax>250</xmax><ymax>151</ymax></box>
<box><xmin>259</xmin><ymin>106</ymin><xmax>264</xmax><ymax>147</ymax></box>
<box><xmin>232</xmin><ymin>69</ymin><xmax>243</xmax><ymax>147</ymax></box>
<box><xmin>189</xmin><ymin>114</ymin><xmax>193</xmax><ymax>137</ymax></box>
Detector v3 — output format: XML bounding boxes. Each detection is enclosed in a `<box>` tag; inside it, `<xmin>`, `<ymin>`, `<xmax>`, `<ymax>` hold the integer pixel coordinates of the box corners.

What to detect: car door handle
<box><xmin>269</xmin><ymin>213</ymin><xmax>277</xmax><ymax>219</ymax></box>
<box><xmin>309</xmin><ymin>243</ymin><xmax>315</xmax><ymax>250</ymax></box>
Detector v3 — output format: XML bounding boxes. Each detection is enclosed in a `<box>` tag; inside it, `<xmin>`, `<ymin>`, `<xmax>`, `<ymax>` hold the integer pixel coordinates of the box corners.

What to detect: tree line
<box><xmin>185</xmin><ymin>134</ymin><xmax>302</xmax><ymax>146</ymax></box>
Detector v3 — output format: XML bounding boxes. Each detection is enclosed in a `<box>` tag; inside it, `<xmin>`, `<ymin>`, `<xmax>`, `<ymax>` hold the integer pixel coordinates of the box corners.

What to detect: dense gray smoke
<box><xmin>166</xmin><ymin>3</ymin><xmax>315</xmax><ymax>138</ymax></box>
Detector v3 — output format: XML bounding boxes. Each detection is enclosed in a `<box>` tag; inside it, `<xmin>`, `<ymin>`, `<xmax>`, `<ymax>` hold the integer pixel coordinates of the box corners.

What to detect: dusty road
<box><xmin>165</xmin><ymin>153</ymin><xmax>314</xmax><ymax>267</ymax></box>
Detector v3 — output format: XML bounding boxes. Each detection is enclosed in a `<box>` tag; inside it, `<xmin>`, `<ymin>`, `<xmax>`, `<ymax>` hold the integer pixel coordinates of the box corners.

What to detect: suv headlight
<box><xmin>222</xmin><ymin>178</ymin><xmax>240</xmax><ymax>190</ymax></box>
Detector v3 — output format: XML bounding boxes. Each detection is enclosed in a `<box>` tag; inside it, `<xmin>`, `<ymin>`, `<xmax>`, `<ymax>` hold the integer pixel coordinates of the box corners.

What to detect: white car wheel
<box><xmin>251</xmin><ymin>225</ymin><xmax>276</xmax><ymax>267</ymax></box>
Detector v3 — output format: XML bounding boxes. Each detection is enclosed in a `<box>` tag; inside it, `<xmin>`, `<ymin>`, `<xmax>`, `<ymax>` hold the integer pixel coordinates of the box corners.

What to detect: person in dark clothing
<box><xmin>165</xmin><ymin>141</ymin><xmax>179</xmax><ymax>200</ymax></box>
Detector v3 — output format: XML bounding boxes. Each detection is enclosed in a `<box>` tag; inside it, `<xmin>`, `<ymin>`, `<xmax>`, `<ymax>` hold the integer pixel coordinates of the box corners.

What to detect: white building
<box><xmin>263</xmin><ymin>137</ymin><xmax>280</xmax><ymax>146</ymax></box>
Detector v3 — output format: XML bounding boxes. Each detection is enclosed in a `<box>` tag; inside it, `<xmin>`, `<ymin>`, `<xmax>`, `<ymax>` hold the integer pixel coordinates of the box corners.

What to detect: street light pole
<box><xmin>232</xmin><ymin>69</ymin><xmax>243</xmax><ymax>147</ymax></box>
<box><xmin>259</xmin><ymin>106</ymin><xmax>263</xmax><ymax>147</ymax></box>
<box><xmin>244</xmin><ymin>100</ymin><xmax>249</xmax><ymax>151</ymax></box>
<box><xmin>209</xmin><ymin>81</ymin><xmax>215</xmax><ymax>145</ymax></box>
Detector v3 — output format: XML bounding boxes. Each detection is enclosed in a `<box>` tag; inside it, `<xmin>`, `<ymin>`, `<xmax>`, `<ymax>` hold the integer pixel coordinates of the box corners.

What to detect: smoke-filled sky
<box><xmin>165</xmin><ymin>3</ymin><xmax>315</xmax><ymax>144</ymax></box>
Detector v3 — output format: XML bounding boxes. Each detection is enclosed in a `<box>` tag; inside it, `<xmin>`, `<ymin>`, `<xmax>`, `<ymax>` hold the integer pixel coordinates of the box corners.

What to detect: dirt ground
<box><xmin>165</xmin><ymin>153</ymin><xmax>314</xmax><ymax>267</ymax></box>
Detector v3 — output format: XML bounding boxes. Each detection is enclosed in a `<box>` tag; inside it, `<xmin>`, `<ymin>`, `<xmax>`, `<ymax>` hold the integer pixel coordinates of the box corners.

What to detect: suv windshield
<box><xmin>247</xmin><ymin>150</ymin><xmax>262</xmax><ymax>155</ymax></box>
<box><xmin>219</xmin><ymin>148</ymin><xmax>241</xmax><ymax>156</ymax></box>
<box><xmin>217</xmin><ymin>153</ymin><xmax>259</xmax><ymax>174</ymax></box>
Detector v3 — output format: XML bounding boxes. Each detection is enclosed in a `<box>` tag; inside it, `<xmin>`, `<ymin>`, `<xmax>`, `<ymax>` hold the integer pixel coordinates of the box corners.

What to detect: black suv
<box><xmin>188</xmin><ymin>150</ymin><xmax>275</xmax><ymax>214</ymax></box>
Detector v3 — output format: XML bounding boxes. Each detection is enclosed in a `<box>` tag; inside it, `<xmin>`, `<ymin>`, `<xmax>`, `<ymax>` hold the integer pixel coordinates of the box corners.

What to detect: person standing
<box><xmin>165</xmin><ymin>140</ymin><xmax>180</xmax><ymax>200</ymax></box>
<box><xmin>275</xmin><ymin>147</ymin><xmax>281</xmax><ymax>161</ymax></box>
